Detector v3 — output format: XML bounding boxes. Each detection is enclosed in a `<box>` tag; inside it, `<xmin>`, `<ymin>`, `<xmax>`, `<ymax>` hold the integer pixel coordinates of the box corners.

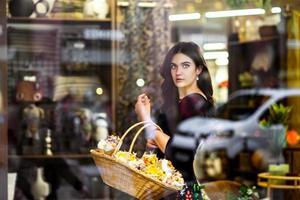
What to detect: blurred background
<box><xmin>1</xmin><ymin>0</ymin><xmax>300</xmax><ymax>199</ymax></box>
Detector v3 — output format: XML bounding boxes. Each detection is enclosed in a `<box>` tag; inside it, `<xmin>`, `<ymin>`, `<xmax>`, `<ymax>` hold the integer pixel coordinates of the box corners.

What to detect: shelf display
<box><xmin>8</xmin><ymin>0</ymin><xmax>110</xmax><ymax>20</ymax></box>
<box><xmin>6</xmin><ymin>0</ymin><xmax>116</xmax><ymax>199</ymax></box>
<box><xmin>228</xmin><ymin>37</ymin><xmax>282</xmax><ymax>94</ymax></box>
<box><xmin>7</xmin><ymin>18</ymin><xmax>114</xmax><ymax>149</ymax></box>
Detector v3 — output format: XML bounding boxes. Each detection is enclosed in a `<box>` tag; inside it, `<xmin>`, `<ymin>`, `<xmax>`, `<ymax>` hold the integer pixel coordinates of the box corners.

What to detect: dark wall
<box><xmin>0</xmin><ymin>0</ymin><xmax>7</xmax><ymax>199</ymax></box>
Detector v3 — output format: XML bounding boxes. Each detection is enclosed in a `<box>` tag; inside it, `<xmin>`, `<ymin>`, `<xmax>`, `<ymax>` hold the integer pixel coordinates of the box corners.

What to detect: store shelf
<box><xmin>4</xmin><ymin>0</ymin><xmax>116</xmax><ymax>199</ymax></box>
<box><xmin>8</xmin><ymin>154</ymin><xmax>92</xmax><ymax>159</ymax></box>
<box><xmin>7</xmin><ymin>17</ymin><xmax>112</xmax><ymax>25</ymax></box>
<box><xmin>258</xmin><ymin>172</ymin><xmax>300</xmax><ymax>189</ymax></box>
<box><xmin>228</xmin><ymin>36</ymin><xmax>280</xmax><ymax>46</ymax></box>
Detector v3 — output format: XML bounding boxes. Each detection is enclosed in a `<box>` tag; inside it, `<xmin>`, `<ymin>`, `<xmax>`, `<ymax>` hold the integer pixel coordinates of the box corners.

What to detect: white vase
<box><xmin>83</xmin><ymin>0</ymin><xmax>109</xmax><ymax>19</ymax></box>
<box><xmin>31</xmin><ymin>167</ymin><xmax>50</xmax><ymax>200</ymax></box>
<box><xmin>93</xmin><ymin>112</ymin><xmax>108</xmax><ymax>141</ymax></box>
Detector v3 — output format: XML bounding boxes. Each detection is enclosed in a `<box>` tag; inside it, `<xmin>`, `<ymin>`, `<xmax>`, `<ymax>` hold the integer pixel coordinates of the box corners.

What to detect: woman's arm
<box><xmin>135</xmin><ymin>93</ymin><xmax>170</xmax><ymax>153</ymax></box>
<box><xmin>151</xmin><ymin>129</ymin><xmax>170</xmax><ymax>153</ymax></box>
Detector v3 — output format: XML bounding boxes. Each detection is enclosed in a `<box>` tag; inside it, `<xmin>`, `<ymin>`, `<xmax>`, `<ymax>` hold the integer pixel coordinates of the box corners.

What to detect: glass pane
<box><xmin>3</xmin><ymin>0</ymin><xmax>300</xmax><ymax>199</ymax></box>
<box><xmin>216</xmin><ymin>94</ymin><xmax>270</xmax><ymax>120</ymax></box>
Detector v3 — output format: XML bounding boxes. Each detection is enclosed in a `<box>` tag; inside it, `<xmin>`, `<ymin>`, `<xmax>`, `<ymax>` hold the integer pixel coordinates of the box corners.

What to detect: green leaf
<box><xmin>262</xmin><ymin>103</ymin><xmax>293</xmax><ymax>127</ymax></box>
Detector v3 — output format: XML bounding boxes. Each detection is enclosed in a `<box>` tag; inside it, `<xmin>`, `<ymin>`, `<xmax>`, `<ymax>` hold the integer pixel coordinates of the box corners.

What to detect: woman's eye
<box><xmin>183</xmin><ymin>64</ymin><xmax>190</xmax><ymax>68</ymax></box>
<box><xmin>170</xmin><ymin>64</ymin><xmax>176</xmax><ymax>70</ymax></box>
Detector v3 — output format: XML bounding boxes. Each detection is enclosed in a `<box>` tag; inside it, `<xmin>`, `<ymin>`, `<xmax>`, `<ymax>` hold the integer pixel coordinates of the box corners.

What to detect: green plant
<box><xmin>259</xmin><ymin>103</ymin><xmax>292</xmax><ymax>159</ymax></box>
<box><xmin>226</xmin><ymin>0</ymin><xmax>272</xmax><ymax>9</ymax></box>
<box><xmin>239</xmin><ymin>72</ymin><xmax>256</xmax><ymax>88</ymax></box>
<box><xmin>226</xmin><ymin>0</ymin><xmax>249</xmax><ymax>8</ymax></box>
<box><xmin>228</xmin><ymin>185</ymin><xmax>259</xmax><ymax>200</ymax></box>
<box><xmin>260</xmin><ymin>103</ymin><xmax>293</xmax><ymax>128</ymax></box>
<box><xmin>238</xmin><ymin>185</ymin><xmax>259</xmax><ymax>200</ymax></box>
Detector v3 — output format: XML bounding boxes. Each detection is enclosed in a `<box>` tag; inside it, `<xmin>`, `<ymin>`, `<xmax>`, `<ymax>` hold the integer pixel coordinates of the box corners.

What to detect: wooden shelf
<box><xmin>228</xmin><ymin>36</ymin><xmax>280</xmax><ymax>46</ymax></box>
<box><xmin>284</xmin><ymin>146</ymin><xmax>300</xmax><ymax>151</ymax></box>
<box><xmin>8</xmin><ymin>154</ymin><xmax>92</xmax><ymax>159</ymax></box>
<box><xmin>7</xmin><ymin>17</ymin><xmax>112</xmax><ymax>25</ymax></box>
<box><xmin>258</xmin><ymin>172</ymin><xmax>300</xmax><ymax>189</ymax></box>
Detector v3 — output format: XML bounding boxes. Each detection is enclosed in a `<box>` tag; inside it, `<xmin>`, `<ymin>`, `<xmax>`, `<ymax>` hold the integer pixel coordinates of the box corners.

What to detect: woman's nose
<box><xmin>176</xmin><ymin>66</ymin><xmax>183</xmax><ymax>74</ymax></box>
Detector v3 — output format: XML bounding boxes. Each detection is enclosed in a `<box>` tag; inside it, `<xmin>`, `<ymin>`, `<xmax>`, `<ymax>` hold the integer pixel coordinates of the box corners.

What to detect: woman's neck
<box><xmin>178</xmin><ymin>86</ymin><xmax>205</xmax><ymax>99</ymax></box>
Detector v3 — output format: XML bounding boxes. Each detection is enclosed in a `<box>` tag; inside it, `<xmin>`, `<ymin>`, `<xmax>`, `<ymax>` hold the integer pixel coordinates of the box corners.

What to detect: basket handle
<box><xmin>113</xmin><ymin>121</ymin><xmax>163</xmax><ymax>155</ymax></box>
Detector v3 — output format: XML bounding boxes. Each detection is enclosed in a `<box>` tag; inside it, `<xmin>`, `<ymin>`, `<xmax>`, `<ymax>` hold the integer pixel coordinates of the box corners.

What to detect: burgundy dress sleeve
<box><xmin>178</xmin><ymin>93</ymin><xmax>213</xmax><ymax>121</ymax></box>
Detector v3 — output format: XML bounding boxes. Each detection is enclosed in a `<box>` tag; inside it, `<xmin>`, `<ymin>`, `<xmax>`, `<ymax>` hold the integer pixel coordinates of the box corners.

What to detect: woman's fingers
<box><xmin>147</xmin><ymin>138</ymin><xmax>158</xmax><ymax>148</ymax></box>
<box><xmin>137</xmin><ymin>93</ymin><xmax>146</xmax><ymax>100</ymax></box>
<box><xmin>147</xmin><ymin>143</ymin><xmax>157</xmax><ymax>149</ymax></box>
<box><xmin>135</xmin><ymin>93</ymin><xmax>151</xmax><ymax>121</ymax></box>
<box><xmin>138</xmin><ymin>93</ymin><xmax>150</xmax><ymax>104</ymax></box>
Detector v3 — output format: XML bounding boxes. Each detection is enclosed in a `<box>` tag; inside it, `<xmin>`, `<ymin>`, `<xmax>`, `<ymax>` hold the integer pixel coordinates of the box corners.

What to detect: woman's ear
<box><xmin>196</xmin><ymin>66</ymin><xmax>202</xmax><ymax>76</ymax></box>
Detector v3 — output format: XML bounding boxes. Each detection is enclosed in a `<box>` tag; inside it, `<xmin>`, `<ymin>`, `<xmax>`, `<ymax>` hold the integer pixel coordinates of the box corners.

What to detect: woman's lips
<box><xmin>176</xmin><ymin>78</ymin><xmax>184</xmax><ymax>82</ymax></box>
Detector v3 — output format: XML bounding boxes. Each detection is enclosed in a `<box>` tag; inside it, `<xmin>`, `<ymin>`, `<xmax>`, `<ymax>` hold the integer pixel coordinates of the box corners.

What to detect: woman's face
<box><xmin>170</xmin><ymin>53</ymin><xmax>201</xmax><ymax>90</ymax></box>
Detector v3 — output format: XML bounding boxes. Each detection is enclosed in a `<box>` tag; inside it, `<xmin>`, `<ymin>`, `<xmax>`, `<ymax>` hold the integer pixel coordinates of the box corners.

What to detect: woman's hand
<box><xmin>135</xmin><ymin>93</ymin><xmax>170</xmax><ymax>153</ymax></box>
<box><xmin>135</xmin><ymin>93</ymin><xmax>151</xmax><ymax>121</ymax></box>
<box><xmin>146</xmin><ymin>138</ymin><xmax>158</xmax><ymax>149</ymax></box>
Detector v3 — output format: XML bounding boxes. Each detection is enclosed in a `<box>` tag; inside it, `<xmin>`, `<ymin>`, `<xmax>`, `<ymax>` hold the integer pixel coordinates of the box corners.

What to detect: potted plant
<box><xmin>259</xmin><ymin>103</ymin><xmax>292</xmax><ymax>177</ymax></box>
<box><xmin>260</xmin><ymin>103</ymin><xmax>292</xmax><ymax>128</ymax></box>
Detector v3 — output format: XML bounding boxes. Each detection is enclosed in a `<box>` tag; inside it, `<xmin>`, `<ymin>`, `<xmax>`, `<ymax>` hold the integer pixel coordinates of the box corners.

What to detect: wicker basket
<box><xmin>90</xmin><ymin>121</ymin><xmax>180</xmax><ymax>200</ymax></box>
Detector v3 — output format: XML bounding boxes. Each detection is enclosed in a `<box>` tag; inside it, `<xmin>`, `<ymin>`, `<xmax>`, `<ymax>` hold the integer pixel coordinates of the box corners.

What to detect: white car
<box><xmin>172</xmin><ymin>88</ymin><xmax>300</xmax><ymax>158</ymax></box>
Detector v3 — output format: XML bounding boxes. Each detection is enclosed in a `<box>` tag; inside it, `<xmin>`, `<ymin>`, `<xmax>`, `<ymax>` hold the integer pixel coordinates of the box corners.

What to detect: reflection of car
<box><xmin>174</xmin><ymin>88</ymin><xmax>300</xmax><ymax>158</ymax></box>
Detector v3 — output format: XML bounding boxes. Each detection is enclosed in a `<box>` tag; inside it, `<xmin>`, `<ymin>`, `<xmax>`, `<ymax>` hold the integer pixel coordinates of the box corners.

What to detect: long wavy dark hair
<box><xmin>160</xmin><ymin>41</ymin><xmax>214</xmax><ymax>132</ymax></box>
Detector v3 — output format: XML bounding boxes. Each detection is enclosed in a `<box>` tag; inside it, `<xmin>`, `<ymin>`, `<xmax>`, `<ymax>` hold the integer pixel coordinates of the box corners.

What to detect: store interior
<box><xmin>1</xmin><ymin>0</ymin><xmax>300</xmax><ymax>199</ymax></box>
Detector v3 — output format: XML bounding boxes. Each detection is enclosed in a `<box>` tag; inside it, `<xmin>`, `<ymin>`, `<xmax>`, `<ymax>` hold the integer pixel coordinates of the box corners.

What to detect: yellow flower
<box><xmin>142</xmin><ymin>153</ymin><xmax>158</xmax><ymax>166</ymax></box>
<box><xmin>115</xmin><ymin>151</ymin><xmax>136</xmax><ymax>161</ymax></box>
<box><xmin>143</xmin><ymin>165</ymin><xmax>165</xmax><ymax>178</ymax></box>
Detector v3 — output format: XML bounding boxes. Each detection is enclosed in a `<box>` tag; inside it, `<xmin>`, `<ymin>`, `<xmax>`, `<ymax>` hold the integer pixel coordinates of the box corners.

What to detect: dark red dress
<box><xmin>178</xmin><ymin>93</ymin><xmax>214</xmax><ymax>121</ymax></box>
<box><xmin>164</xmin><ymin>93</ymin><xmax>214</xmax><ymax>182</ymax></box>
<box><xmin>163</xmin><ymin>93</ymin><xmax>214</xmax><ymax>199</ymax></box>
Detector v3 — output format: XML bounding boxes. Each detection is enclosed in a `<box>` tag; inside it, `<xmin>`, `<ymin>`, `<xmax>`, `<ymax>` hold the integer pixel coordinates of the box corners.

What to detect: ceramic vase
<box><xmin>93</xmin><ymin>113</ymin><xmax>108</xmax><ymax>141</ymax></box>
<box><xmin>83</xmin><ymin>0</ymin><xmax>109</xmax><ymax>19</ymax></box>
<box><xmin>31</xmin><ymin>167</ymin><xmax>50</xmax><ymax>200</ymax></box>
<box><xmin>9</xmin><ymin>0</ymin><xmax>34</xmax><ymax>17</ymax></box>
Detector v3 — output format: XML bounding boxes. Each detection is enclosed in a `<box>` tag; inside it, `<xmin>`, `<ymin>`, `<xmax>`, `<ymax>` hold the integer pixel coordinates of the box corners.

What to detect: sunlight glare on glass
<box><xmin>203</xmin><ymin>43</ymin><xmax>227</xmax><ymax>51</ymax></box>
<box><xmin>96</xmin><ymin>87</ymin><xmax>103</xmax><ymax>95</ymax></box>
<box><xmin>203</xmin><ymin>51</ymin><xmax>228</xmax><ymax>60</ymax></box>
<box><xmin>215</xmin><ymin>57</ymin><xmax>229</xmax><ymax>66</ymax></box>
<box><xmin>205</xmin><ymin>8</ymin><xmax>265</xmax><ymax>18</ymax></box>
<box><xmin>271</xmin><ymin>7</ymin><xmax>281</xmax><ymax>14</ymax></box>
<box><xmin>169</xmin><ymin>13</ymin><xmax>201</xmax><ymax>21</ymax></box>
<box><xmin>136</xmin><ymin>78</ymin><xmax>145</xmax><ymax>87</ymax></box>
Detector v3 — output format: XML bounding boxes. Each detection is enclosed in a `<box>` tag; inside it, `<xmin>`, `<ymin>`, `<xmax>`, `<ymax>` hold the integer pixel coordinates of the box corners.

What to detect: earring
<box><xmin>196</xmin><ymin>76</ymin><xmax>199</xmax><ymax>81</ymax></box>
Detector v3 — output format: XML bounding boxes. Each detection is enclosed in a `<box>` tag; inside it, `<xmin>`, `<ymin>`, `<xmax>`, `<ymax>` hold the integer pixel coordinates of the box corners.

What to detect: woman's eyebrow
<box><xmin>171</xmin><ymin>61</ymin><xmax>191</xmax><ymax>65</ymax></box>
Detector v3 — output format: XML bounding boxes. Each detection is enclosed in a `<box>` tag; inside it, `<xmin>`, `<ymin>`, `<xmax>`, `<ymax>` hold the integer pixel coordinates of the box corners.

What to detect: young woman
<box><xmin>135</xmin><ymin>41</ymin><xmax>215</xmax><ymax>185</ymax></box>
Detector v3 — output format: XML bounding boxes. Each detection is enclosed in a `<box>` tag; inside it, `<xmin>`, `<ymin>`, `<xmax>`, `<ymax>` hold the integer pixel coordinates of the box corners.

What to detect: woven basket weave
<box><xmin>90</xmin><ymin>121</ymin><xmax>179</xmax><ymax>200</ymax></box>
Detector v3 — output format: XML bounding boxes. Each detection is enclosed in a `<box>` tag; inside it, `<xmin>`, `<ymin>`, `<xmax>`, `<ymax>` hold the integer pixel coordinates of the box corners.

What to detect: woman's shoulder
<box><xmin>180</xmin><ymin>93</ymin><xmax>207</xmax><ymax>104</ymax></box>
<box><xmin>179</xmin><ymin>93</ymin><xmax>215</xmax><ymax>119</ymax></box>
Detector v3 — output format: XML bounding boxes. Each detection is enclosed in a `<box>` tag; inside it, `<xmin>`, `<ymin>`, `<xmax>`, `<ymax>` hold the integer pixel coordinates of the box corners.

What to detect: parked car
<box><xmin>168</xmin><ymin>88</ymin><xmax>300</xmax><ymax>179</ymax></box>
